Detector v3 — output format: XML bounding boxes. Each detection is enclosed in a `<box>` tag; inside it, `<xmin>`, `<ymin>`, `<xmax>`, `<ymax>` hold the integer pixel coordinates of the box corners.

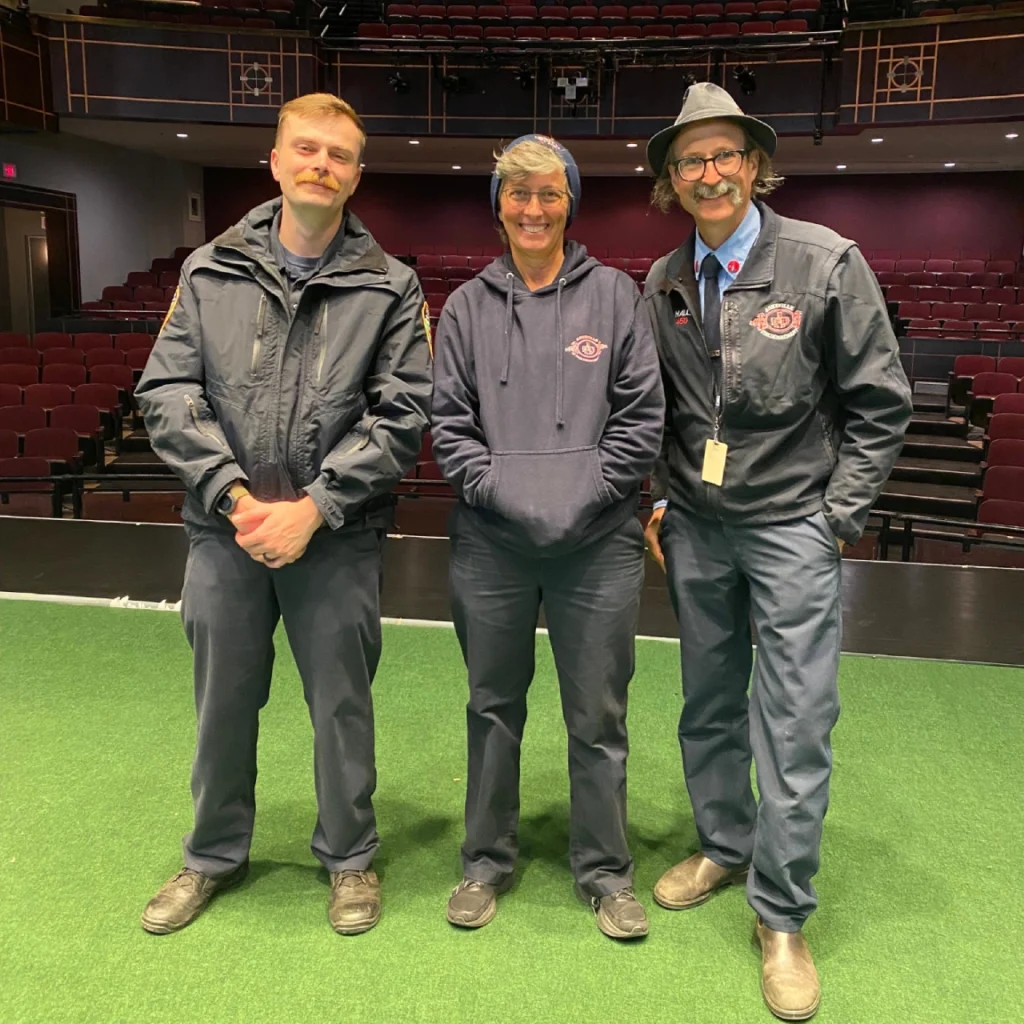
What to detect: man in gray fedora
<box><xmin>641</xmin><ymin>82</ymin><xmax>912</xmax><ymax>1020</ymax></box>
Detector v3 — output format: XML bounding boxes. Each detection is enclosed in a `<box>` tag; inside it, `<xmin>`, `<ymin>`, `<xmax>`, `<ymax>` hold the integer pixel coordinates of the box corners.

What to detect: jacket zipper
<box><xmin>184</xmin><ymin>394</ymin><xmax>228</xmax><ymax>451</ymax></box>
<box><xmin>251</xmin><ymin>293</ymin><xmax>267</xmax><ymax>376</ymax></box>
<box><xmin>315</xmin><ymin>302</ymin><xmax>329</xmax><ymax>385</ymax></box>
<box><xmin>340</xmin><ymin>416</ymin><xmax>379</xmax><ymax>456</ymax></box>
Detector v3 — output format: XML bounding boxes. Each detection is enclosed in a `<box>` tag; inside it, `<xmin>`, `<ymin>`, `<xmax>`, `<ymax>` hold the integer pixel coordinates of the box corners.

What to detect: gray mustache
<box><xmin>692</xmin><ymin>181</ymin><xmax>743</xmax><ymax>202</ymax></box>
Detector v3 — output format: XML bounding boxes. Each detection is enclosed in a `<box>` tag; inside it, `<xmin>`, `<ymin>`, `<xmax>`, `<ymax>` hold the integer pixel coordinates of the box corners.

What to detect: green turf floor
<box><xmin>2</xmin><ymin>601</ymin><xmax>1023</xmax><ymax>1023</ymax></box>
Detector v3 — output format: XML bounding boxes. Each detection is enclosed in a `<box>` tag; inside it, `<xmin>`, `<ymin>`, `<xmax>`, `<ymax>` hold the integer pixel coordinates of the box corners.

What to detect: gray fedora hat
<box><xmin>646</xmin><ymin>82</ymin><xmax>777</xmax><ymax>177</ymax></box>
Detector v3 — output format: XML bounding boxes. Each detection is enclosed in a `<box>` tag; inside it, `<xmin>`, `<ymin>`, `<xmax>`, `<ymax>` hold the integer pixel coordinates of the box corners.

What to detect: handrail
<box><xmin>2</xmin><ymin>477</ymin><xmax>1023</xmax><ymax>558</ymax></box>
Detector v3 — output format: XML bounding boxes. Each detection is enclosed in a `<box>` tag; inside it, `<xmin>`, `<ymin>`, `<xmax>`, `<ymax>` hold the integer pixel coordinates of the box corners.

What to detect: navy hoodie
<box><xmin>431</xmin><ymin>241</ymin><xmax>665</xmax><ymax>555</ymax></box>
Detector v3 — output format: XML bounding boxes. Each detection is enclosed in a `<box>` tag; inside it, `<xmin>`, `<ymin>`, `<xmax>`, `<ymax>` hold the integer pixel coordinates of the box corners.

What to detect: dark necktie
<box><xmin>700</xmin><ymin>253</ymin><xmax>722</xmax><ymax>359</ymax></box>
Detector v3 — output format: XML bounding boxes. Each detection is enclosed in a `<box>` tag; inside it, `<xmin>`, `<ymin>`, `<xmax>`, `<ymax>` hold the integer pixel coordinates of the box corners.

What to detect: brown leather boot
<box><xmin>653</xmin><ymin>852</ymin><xmax>748</xmax><ymax>910</ymax></box>
<box><xmin>328</xmin><ymin>869</ymin><xmax>381</xmax><ymax>935</ymax></box>
<box><xmin>141</xmin><ymin>862</ymin><xmax>248</xmax><ymax>934</ymax></box>
<box><xmin>754</xmin><ymin>917</ymin><xmax>821</xmax><ymax>1021</ymax></box>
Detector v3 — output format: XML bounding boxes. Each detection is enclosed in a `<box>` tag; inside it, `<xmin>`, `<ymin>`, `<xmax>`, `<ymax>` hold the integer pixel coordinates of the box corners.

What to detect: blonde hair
<box><xmin>493</xmin><ymin>138</ymin><xmax>571</xmax><ymax>193</ymax></box>
<box><xmin>276</xmin><ymin>93</ymin><xmax>366</xmax><ymax>158</ymax></box>
<box><xmin>650</xmin><ymin>128</ymin><xmax>783</xmax><ymax>213</ymax></box>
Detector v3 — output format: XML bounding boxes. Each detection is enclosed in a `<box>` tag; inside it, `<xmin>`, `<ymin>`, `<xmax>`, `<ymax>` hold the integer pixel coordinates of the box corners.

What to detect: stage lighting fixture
<box><xmin>514</xmin><ymin>63</ymin><xmax>534</xmax><ymax>90</ymax></box>
<box><xmin>388</xmin><ymin>70</ymin><xmax>410</xmax><ymax>94</ymax></box>
<box><xmin>734</xmin><ymin>66</ymin><xmax>756</xmax><ymax>96</ymax></box>
<box><xmin>682</xmin><ymin>72</ymin><xmax>698</xmax><ymax>89</ymax></box>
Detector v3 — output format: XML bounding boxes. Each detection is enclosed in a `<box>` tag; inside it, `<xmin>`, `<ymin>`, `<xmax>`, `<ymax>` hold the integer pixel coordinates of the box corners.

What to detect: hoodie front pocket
<box><xmin>489</xmin><ymin>445</ymin><xmax>611</xmax><ymax>550</ymax></box>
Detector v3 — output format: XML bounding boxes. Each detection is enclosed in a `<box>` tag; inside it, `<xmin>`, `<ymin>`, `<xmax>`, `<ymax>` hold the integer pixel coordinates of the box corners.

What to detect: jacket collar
<box><xmin>658</xmin><ymin>200</ymin><xmax>778</xmax><ymax>301</ymax></box>
<box><xmin>206</xmin><ymin>197</ymin><xmax>390</xmax><ymax>283</ymax></box>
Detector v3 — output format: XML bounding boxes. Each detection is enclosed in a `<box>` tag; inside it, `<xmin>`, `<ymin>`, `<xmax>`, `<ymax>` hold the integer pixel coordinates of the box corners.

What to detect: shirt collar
<box><xmin>693</xmin><ymin>201</ymin><xmax>762</xmax><ymax>282</ymax></box>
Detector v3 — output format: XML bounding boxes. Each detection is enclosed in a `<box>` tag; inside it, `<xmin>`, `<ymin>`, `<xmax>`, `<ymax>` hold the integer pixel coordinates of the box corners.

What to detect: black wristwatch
<box><xmin>216</xmin><ymin>482</ymin><xmax>249</xmax><ymax>516</ymax></box>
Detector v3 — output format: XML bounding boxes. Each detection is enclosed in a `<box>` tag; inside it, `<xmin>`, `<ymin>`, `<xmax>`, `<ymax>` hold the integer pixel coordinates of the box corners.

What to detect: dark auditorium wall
<box><xmin>204</xmin><ymin>168</ymin><xmax>1024</xmax><ymax>258</ymax></box>
<box><xmin>1</xmin><ymin>132</ymin><xmax>205</xmax><ymax>302</ymax></box>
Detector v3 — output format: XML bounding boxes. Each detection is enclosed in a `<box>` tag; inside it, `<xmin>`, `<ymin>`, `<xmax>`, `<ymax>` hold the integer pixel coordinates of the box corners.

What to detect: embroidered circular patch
<box><xmin>565</xmin><ymin>335</ymin><xmax>608</xmax><ymax>363</ymax></box>
<box><xmin>749</xmin><ymin>303</ymin><xmax>804</xmax><ymax>340</ymax></box>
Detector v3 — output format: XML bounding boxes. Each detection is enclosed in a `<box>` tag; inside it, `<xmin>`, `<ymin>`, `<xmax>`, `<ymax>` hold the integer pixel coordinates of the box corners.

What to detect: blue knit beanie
<box><xmin>490</xmin><ymin>134</ymin><xmax>581</xmax><ymax>227</ymax></box>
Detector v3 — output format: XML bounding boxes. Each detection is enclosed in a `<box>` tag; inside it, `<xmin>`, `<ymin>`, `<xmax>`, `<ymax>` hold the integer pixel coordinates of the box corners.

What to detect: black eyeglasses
<box><xmin>668</xmin><ymin>149</ymin><xmax>749</xmax><ymax>182</ymax></box>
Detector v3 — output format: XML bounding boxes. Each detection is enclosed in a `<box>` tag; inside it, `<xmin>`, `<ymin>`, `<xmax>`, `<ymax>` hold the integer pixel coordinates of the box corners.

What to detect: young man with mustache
<box><xmin>136</xmin><ymin>93</ymin><xmax>432</xmax><ymax>936</ymax></box>
<box><xmin>642</xmin><ymin>84</ymin><xmax>912</xmax><ymax>1019</ymax></box>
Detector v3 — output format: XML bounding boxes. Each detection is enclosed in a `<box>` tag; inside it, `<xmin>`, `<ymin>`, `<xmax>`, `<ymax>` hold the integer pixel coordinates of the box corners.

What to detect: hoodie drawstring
<box><xmin>500</xmin><ymin>272</ymin><xmax>515</xmax><ymax>385</ymax></box>
<box><xmin>555</xmin><ymin>277</ymin><xmax>567</xmax><ymax>428</ymax></box>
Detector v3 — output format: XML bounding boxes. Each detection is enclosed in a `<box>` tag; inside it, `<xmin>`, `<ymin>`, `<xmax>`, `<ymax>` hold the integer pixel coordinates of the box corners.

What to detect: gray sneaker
<box><xmin>141</xmin><ymin>862</ymin><xmax>249</xmax><ymax>935</ymax></box>
<box><xmin>576</xmin><ymin>884</ymin><xmax>649</xmax><ymax>940</ymax></box>
<box><xmin>446</xmin><ymin>876</ymin><xmax>513</xmax><ymax>929</ymax></box>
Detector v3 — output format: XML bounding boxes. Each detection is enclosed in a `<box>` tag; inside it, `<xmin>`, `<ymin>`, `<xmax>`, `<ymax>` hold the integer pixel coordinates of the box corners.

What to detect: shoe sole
<box><xmin>446</xmin><ymin>877</ymin><xmax>513</xmax><ymax>929</ymax></box>
<box><xmin>331</xmin><ymin>907</ymin><xmax>381</xmax><ymax>936</ymax></box>
<box><xmin>140</xmin><ymin>866</ymin><xmax>248</xmax><ymax>935</ymax></box>
<box><xmin>753</xmin><ymin>927</ymin><xmax>821</xmax><ymax>1021</ymax></box>
<box><xmin>652</xmin><ymin>868</ymin><xmax>748</xmax><ymax>911</ymax></box>
<box><xmin>446</xmin><ymin>900</ymin><xmax>497</xmax><ymax>929</ymax></box>
<box><xmin>574</xmin><ymin>884</ymin><xmax>649</xmax><ymax>941</ymax></box>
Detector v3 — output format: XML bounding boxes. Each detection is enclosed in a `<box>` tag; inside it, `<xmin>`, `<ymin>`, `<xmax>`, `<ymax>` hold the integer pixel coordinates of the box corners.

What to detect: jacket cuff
<box><xmin>653</xmin><ymin>498</ymin><xmax>668</xmax><ymax>511</ymax></box>
<box><xmin>824</xmin><ymin>506</ymin><xmax>861</xmax><ymax>546</ymax></box>
<box><xmin>304</xmin><ymin>475</ymin><xmax>346</xmax><ymax>531</ymax></box>
<box><xmin>201</xmin><ymin>464</ymin><xmax>247</xmax><ymax>515</ymax></box>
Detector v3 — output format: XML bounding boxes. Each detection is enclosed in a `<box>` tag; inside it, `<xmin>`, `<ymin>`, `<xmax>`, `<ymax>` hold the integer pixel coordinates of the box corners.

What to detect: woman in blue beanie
<box><xmin>431</xmin><ymin>135</ymin><xmax>665</xmax><ymax>938</ymax></box>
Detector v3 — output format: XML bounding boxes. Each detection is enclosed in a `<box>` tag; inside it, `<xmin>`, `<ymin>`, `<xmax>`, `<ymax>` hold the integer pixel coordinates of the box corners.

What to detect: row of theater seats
<box><xmin>364</xmin><ymin>19</ymin><xmax>809</xmax><ymax>38</ymax></box>
<box><xmin>0</xmin><ymin>333</ymin><xmax>152</xmax><ymax>402</ymax></box>
<box><xmin>948</xmin><ymin>356</ymin><xmax>1024</xmax><ymax>420</ymax></box>
<box><xmin>78</xmin><ymin>0</ymin><xmax>295</xmax><ymax>28</ymax></box>
<box><xmin>80</xmin><ymin>247</ymin><xmax>195</xmax><ymax>319</ymax></box>
<box><xmin>383</xmin><ymin>0</ymin><xmax>820</xmax><ymax>21</ymax></box>
<box><xmin>868</xmin><ymin>252</ymin><xmax>1023</xmax><ymax>341</ymax></box>
<box><xmin>414</xmin><ymin>254</ymin><xmax>655</xmax><ymax>313</ymax></box>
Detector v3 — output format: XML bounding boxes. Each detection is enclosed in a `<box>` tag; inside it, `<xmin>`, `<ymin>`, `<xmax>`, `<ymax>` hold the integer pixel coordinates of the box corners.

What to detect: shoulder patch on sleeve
<box><xmin>421</xmin><ymin>299</ymin><xmax>433</xmax><ymax>360</ymax></box>
<box><xmin>160</xmin><ymin>286</ymin><xmax>180</xmax><ymax>335</ymax></box>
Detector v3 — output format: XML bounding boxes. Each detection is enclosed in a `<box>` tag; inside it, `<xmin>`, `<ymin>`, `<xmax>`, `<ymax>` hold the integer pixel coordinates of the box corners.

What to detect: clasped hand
<box><xmin>230</xmin><ymin>494</ymin><xmax>324</xmax><ymax>569</ymax></box>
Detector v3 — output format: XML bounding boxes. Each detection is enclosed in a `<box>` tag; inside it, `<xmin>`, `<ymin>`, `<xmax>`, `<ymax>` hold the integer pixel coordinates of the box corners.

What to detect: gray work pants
<box><xmin>660</xmin><ymin>504</ymin><xmax>842</xmax><ymax>931</ymax></box>
<box><xmin>449</xmin><ymin>506</ymin><xmax>645</xmax><ymax>897</ymax></box>
<box><xmin>179</xmin><ymin>523</ymin><xmax>384</xmax><ymax>877</ymax></box>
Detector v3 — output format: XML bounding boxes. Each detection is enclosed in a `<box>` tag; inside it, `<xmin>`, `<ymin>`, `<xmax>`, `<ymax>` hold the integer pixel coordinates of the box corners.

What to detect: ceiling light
<box><xmin>409</xmin><ymin>139</ymin><xmax>420</xmax><ymax>145</ymax></box>
<box><xmin>836</xmin><ymin>164</ymin><xmax>847</xmax><ymax>170</ymax></box>
<box><xmin>176</xmin><ymin>133</ymin><xmax>188</xmax><ymax>139</ymax></box>
<box><xmin>944</xmin><ymin>162</ymin><xmax>956</xmax><ymax>168</ymax></box>
<box><xmin>452</xmin><ymin>164</ymin><xmax>462</xmax><ymax>170</ymax></box>
<box><xmin>871</xmin><ymin>137</ymin><xmax>883</xmax><ymax>143</ymax></box>
<box><xmin>1007</xmin><ymin>133</ymin><xmax>1019</xmax><ymax>140</ymax></box>
<box><xmin>259</xmin><ymin>159</ymin><xmax>268</xmax><ymax>165</ymax></box>
<box><xmin>626</xmin><ymin>142</ymin><xmax>638</xmax><ymax>148</ymax></box>
<box><xmin>634</xmin><ymin>166</ymin><xmax>644</xmax><ymax>172</ymax></box>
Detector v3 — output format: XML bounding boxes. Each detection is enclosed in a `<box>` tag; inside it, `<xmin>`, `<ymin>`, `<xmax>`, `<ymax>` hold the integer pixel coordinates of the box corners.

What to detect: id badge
<box><xmin>701</xmin><ymin>439</ymin><xmax>728</xmax><ymax>486</ymax></box>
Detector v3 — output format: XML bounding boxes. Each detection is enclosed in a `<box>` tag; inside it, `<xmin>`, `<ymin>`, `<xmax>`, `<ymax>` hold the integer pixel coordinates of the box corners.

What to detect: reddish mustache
<box><xmin>294</xmin><ymin>172</ymin><xmax>340</xmax><ymax>192</ymax></box>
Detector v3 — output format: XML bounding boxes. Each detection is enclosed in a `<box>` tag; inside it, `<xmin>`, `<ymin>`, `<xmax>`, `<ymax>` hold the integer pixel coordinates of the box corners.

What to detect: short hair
<box><xmin>493</xmin><ymin>138</ymin><xmax>571</xmax><ymax>194</ymax></box>
<box><xmin>650</xmin><ymin>127</ymin><xmax>783</xmax><ymax>213</ymax></box>
<box><xmin>492</xmin><ymin>138</ymin><xmax>573</xmax><ymax>245</ymax></box>
<box><xmin>275</xmin><ymin>93</ymin><xmax>366</xmax><ymax>158</ymax></box>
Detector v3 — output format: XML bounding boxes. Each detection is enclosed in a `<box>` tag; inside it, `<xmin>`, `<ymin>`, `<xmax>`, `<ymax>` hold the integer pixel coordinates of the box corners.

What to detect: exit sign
<box><xmin>1</xmin><ymin>163</ymin><xmax>15</xmax><ymax>179</ymax></box>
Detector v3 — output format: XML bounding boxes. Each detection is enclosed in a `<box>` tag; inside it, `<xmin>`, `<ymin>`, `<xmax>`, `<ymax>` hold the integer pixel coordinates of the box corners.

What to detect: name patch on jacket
<box><xmin>565</xmin><ymin>335</ymin><xmax>608</xmax><ymax>363</ymax></box>
<box><xmin>750</xmin><ymin>303</ymin><xmax>803</xmax><ymax>341</ymax></box>
<box><xmin>670</xmin><ymin>292</ymin><xmax>690</xmax><ymax>326</ymax></box>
